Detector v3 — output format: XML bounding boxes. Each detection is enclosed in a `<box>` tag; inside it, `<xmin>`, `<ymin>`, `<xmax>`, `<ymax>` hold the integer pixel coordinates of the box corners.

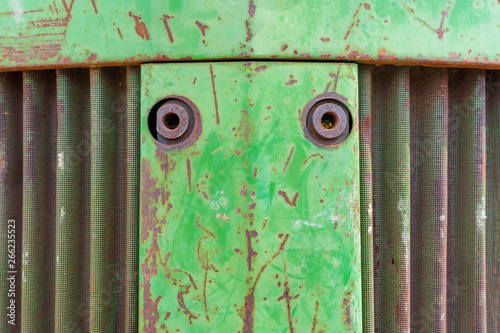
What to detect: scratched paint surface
<box><xmin>140</xmin><ymin>62</ymin><xmax>361</xmax><ymax>332</ymax></box>
<box><xmin>0</xmin><ymin>0</ymin><xmax>500</xmax><ymax>69</ymax></box>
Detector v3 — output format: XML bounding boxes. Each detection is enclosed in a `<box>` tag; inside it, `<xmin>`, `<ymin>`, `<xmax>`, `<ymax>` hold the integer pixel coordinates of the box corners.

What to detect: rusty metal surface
<box><xmin>409</xmin><ymin>67</ymin><xmax>448</xmax><ymax>332</ymax></box>
<box><xmin>0</xmin><ymin>66</ymin><xmax>141</xmax><ymax>333</ymax></box>
<box><xmin>1</xmin><ymin>1</ymin><xmax>500</xmax><ymax>70</ymax></box>
<box><xmin>21</xmin><ymin>70</ymin><xmax>58</xmax><ymax>333</ymax></box>
<box><xmin>139</xmin><ymin>62</ymin><xmax>361</xmax><ymax>332</ymax></box>
<box><xmin>0</xmin><ymin>72</ymin><xmax>23</xmax><ymax>333</ymax></box>
<box><xmin>149</xmin><ymin>96</ymin><xmax>202</xmax><ymax>149</ymax></box>
<box><xmin>360</xmin><ymin>66</ymin><xmax>500</xmax><ymax>332</ymax></box>
<box><xmin>301</xmin><ymin>93</ymin><xmax>351</xmax><ymax>147</ymax></box>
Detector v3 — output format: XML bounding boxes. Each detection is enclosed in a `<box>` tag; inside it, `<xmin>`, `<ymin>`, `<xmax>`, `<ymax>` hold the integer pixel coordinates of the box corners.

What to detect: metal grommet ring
<box><xmin>148</xmin><ymin>96</ymin><xmax>202</xmax><ymax>150</ymax></box>
<box><xmin>301</xmin><ymin>93</ymin><xmax>352</xmax><ymax>147</ymax></box>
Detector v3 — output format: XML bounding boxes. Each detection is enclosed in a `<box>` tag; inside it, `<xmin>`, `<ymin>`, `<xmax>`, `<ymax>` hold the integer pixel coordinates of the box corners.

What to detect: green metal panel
<box><xmin>140</xmin><ymin>62</ymin><xmax>361</xmax><ymax>332</ymax></box>
<box><xmin>1</xmin><ymin>0</ymin><xmax>500</xmax><ymax>69</ymax></box>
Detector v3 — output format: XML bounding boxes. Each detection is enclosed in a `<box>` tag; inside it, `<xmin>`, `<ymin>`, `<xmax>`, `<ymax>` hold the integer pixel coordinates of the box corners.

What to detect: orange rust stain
<box><xmin>90</xmin><ymin>0</ymin><xmax>98</xmax><ymax>14</ymax></box>
<box><xmin>129</xmin><ymin>12</ymin><xmax>150</xmax><ymax>40</ymax></box>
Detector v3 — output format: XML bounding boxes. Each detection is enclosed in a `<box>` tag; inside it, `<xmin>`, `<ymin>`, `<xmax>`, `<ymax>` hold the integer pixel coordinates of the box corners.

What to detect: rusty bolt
<box><xmin>149</xmin><ymin>96</ymin><xmax>202</xmax><ymax>150</ymax></box>
<box><xmin>157</xmin><ymin>101</ymin><xmax>190</xmax><ymax>140</ymax></box>
<box><xmin>301</xmin><ymin>93</ymin><xmax>352</xmax><ymax>147</ymax></box>
<box><xmin>311</xmin><ymin>103</ymin><xmax>348</xmax><ymax>140</ymax></box>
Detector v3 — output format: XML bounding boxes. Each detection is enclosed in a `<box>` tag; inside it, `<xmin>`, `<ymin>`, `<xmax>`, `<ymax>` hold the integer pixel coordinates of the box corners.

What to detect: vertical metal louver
<box><xmin>0</xmin><ymin>67</ymin><xmax>139</xmax><ymax>333</ymax></box>
<box><xmin>360</xmin><ymin>65</ymin><xmax>500</xmax><ymax>333</ymax></box>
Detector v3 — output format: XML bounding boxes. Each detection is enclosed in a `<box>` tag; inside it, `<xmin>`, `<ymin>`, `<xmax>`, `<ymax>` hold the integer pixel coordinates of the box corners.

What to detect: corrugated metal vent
<box><xmin>360</xmin><ymin>65</ymin><xmax>499</xmax><ymax>333</ymax></box>
<box><xmin>0</xmin><ymin>67</ymin><xmax>139</xmax><ymax>332</ymax></box>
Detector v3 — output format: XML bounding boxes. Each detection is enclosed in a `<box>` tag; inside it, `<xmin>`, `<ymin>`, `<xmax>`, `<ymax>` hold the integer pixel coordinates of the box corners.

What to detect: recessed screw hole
<box><xmin>164</xmin><ymin>113</ymin><xmax>180</xmax><ymax>130</ymax></box>
<box><xmin>321</xmin><ymin>112</ymin><xmax>338</xmax><ymax>129</ymax></box>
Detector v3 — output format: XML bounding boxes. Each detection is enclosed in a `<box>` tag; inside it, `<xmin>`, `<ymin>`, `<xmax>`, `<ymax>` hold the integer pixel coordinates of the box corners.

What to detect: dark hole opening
<box><xmin>321</xmin><ymin>112</ymin><xmax>338</xmax><ymax>130</ymax></box>
<box><xmin>163</xmin><ymin>113</ymin><xmax>180</xmax><ymax>130</ymax></box>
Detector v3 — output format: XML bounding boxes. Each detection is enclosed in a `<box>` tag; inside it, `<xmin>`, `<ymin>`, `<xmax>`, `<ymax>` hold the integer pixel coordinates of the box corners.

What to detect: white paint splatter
<box><xmin>60</xmin><ymin>207</ymin><xmax>65</xmax><ymax>224</ymax></box>
<box><xmin>58</xmin><ymin>152</ymin><xmax>64</xmax><ymax>169</ymax></box>
<box><xmin>440</xmin><ymin>214</ymin><xmax>446</xmax><ymax>222</ymax></box>
<box><xmin>216</xmin><ymin>213</ymin><xmax>231</xmax><ymax>221</ymax></box>
<box><xmin>9</xmin><ymin>0</ymin><xmax>24</xmax><ymax>24</ymax></box>
<box><xmin>211</xmin><ymin>190</ymin><xmax>228</xmax><ymax>210</ymax></box>
<box><xmin>368</xmin><ymin>226</ymin><xmax>372</xmax><ymax>235</ymax></box>
<box><xmin>292</xmin><ymin>219</ymin><xmax>324</xmax><ymax>232</ymax></box>
<box><xmin>398</xmin><ymin>198</ymin><xmax>410</xmax><ymax>246</ymax></box>
<box><xmin>367</xmin><ymin>202</ymin><xmax>373</xmax><ymax>220</ymax></box>
<box><xmin>476</xmin><ymin>196</ymin><xmax>487</xmax><ymax>234</ymax></box>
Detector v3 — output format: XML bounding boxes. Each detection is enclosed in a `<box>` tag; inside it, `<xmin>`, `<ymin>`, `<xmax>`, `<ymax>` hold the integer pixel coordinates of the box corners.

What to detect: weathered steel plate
<box><xmin>1</xmin><ymin>1</ymin><xmax>500</xmax><ymax>69</ymax></box>
<box><xmin>140</xmin><ymin>62</ymin><xmax>361</xmax><ymax>332</ymax></box>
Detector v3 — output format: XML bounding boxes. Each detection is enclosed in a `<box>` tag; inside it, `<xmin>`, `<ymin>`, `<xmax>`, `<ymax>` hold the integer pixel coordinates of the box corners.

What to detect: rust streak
<box><xmin>332</xmin><ymin>67</ymin><xmax>341</xmax><ymax>93</ymax></box>
<box><xmin>243</xmin><ymin>235</ymin><xmax>290</xmax><ymax>333</ymax></box>
<box><xmin>209</xmin><ymin>65</ymin><xmax>220</xmax><ymax>125</ymax></box>
<box><xmin>90</xmin><ymin>0</ymin><xmax>98</xmax><ymax>13</ymax></box>
<box><xmin>245</xmin><ymin>229</ymin><xmax>258</xmax><ymax>271</ymax></box>
<box><xmin>344</xmin><ymin>3</ymin><xmax>364</xmax><ymax>40</ymax></box>
<box><xmin>245</xmin><ymin>20</ymin><xmax>253</xmax><ymax>42</ymax></box>
<box><xmin>177</xmin><ymin>285</ymin><xmax>198</xmax><ymax>324</ymax></box>
<box><xmin>249</xmin><ymin>0</ymin><xmax>256</xmax><ymax>17</ymax></box>
<box><xmin>117</xmin><ymin>28</ymin><xmax>123</xmax><ymax>39</ymax></box>
<box><xmin>311</xmin><ymin>301</ymin><xmax>320</xmax><ymax>333</ymax></box>
<box><xmin>0</xmin><ymin>9</ymin><xmax>44</xmax><ymax>15</ymax></box>
<box><xmin>196</xmin><ymin>219</ymin><xmax>216</xmax><ymax>239</ymax></box>
<box><xmin>277</xmin><ymin>259</ymin><xmax>295</xmax><ymax>333</ymax></box>
<box><xmin>129</xmin><ymin>12</ymin><xmax>150</xmax><ymax>40</ymax></box>
<box><xmin>403</xmin><ymin>1</ymin><xmax>450</xmax><ymax>39</ymax></box>
<box><xmin>61</xmin><ymin>0</ymin><xmax>72</xmax><ymax>18</ymax></box>
<box><xmin>283</xmin><ymin>146</ymin><xmax>295</xmax><ymax>174</ymax></box>
<box><xmin>324</xmin><ymin>82</ymin><xmax>332</xmax><ymax>94</ymax></box>
<box><xmin>173</xmin><ymin>269</ymin><xmax>198</xmax><ymax>290</ymax></box>
<box><xmin>187</xmin><ymin>158</ymin><xmax>192</xmax><ymax>193</ymax></box>
<box><xmin>203</xmin><ymin>252</ymin><xmax>210</xmax><ymax>321</ymax></box>
<box><xmin>285</xmin><ymin>75</ymin><xmax>297</xmax><ymax>86</ymax></box>
<box><xmin>303</xmin><ymin>153</ymin><xmax>324</xmax><ymax>166</ymax></box>
<box><xmin>53</xmin><ymin>1</ymin><xmax>59</xmax><ymax>14</ymax></box>
<box><xmin>195</xmin><ymin>21</ymin><xmax>209</xmax><ymax>36</ymax></box>
<box><xmin>255</xmin><ymin>65</ymin><xmax>267</xmax><ymax>72</ymax></box>
<box><xmin>278</xmin><ymin>191</ymin><xmax>299</xmax><ymax>207</ymax></box>
<box><xmin>160</xmin><ymin>15</ymin><xmax>175</xmax><ymax>43</ymax></box>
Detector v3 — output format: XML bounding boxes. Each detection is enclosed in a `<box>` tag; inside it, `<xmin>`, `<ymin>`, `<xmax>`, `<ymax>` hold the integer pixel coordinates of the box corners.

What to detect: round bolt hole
<box><xmin>164</xmin><ymin>113</ymin><xmax>180</xmax><ymax>130</ymax></box>
<box><xmin>321</xmin><ymin>112</ymin><xmax>338</xmax><ymax>130</ymax></box>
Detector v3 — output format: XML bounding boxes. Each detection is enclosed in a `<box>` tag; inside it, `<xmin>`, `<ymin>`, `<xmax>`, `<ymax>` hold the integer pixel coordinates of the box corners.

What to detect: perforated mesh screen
<box><xmin>360</xmin><ymin>66</ymin><xmax>499</xmax><ymax>333</ymax></box>
<box><xmin>0</xmin><ymin>67</ymin><xmax>139</xmax><ymax>333</ymax></box>
<box><xmin>0</xmin><ymin>72</ymin><xmax>23</xmax><ymax>333</ymax></box>
<box><xmin>22</xmin><ymin>70</ymin><xmax>58</xmax><ymax>333</ymax></box>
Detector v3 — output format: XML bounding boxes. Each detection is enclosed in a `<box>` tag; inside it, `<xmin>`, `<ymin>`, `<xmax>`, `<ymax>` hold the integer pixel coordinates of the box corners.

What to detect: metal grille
<box><xmin>2</xmin><ymin>63</ymin><xmax>500</xmax><ymax>332</ymax></box>
<box><xmin>0</xmin><ymin>67</ymin><xmax>139</xmax><ymax>333</ymax></box>
<box><xmin>360</xmin><ymin>65</ymin><xmax>500</xmax><ymax>333</ymax></box>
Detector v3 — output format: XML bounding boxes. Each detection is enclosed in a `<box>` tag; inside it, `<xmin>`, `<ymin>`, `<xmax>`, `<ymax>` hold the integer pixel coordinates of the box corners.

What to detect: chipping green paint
<box><xmin>1</xmin><ymin>0</ymin><xmax>500</xmax><ymax>69</ymax></box>
<box><xmin>140</xmin><ymin>62</ymin><xmax>361</xmax><ymax>332</ymax></box>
